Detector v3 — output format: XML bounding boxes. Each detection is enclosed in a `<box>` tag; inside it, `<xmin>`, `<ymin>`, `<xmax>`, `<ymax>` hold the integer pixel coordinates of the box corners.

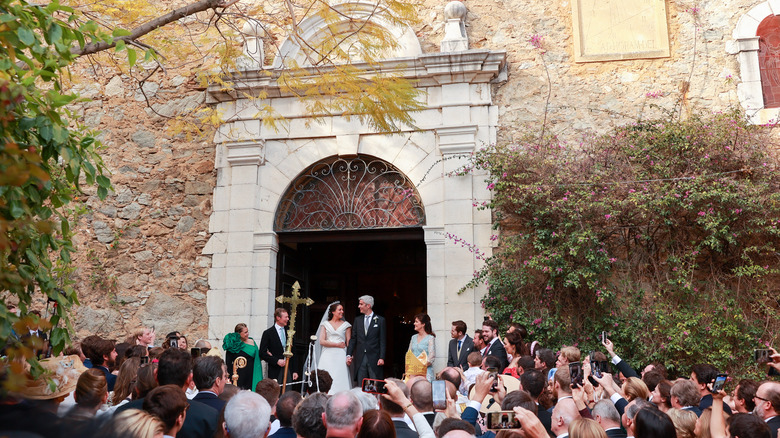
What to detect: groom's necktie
<box><xmin>364</xmin><ymin>315</ymin><xmax>370</xmax><ymax>334</ymax></box>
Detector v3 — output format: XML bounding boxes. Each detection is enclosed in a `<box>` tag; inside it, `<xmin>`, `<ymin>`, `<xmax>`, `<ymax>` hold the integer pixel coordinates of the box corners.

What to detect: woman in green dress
<box><xmin>223</xmin><ymin>323</ymin><xmax>263</xmax><ymax>390</ymax></box>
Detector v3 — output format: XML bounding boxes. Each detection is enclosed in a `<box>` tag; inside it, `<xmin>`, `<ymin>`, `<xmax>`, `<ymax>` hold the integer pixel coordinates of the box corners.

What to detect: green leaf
<box><xmin>47</xmin><ymin>23</ymin><xmax>62</xmax><ymax>44</ymax></box>
<box><xmin>17</xmin><ymin>27</ymin><xmax>35</xmax><ymax>46</ymax></box>
<box><xmin>112</xmin><ymin>28</ymin><xmax>131</xmax><ymax>37</ymax></box>
<box><xmin>127</xmin><ymin>48</ymin><xmax>136</xmax><ymax>67</ymax></box>
<box><xmin>96</xmin><ymin>174</ymin><xmax>111</xmax><ymax>188</ymax></box>
<box><xmin>115</xmin><ymin>40</ymin><xmax>125</xmax><ymax>52</ymax></box>
<box><xmin>97</xmin><ymin>185</ymin><xmax>108</xmax><ymax>200</ymax></box>
<box><xmin>9</xmin><ymin>200</ymin><xmax>25</xmax><ymax>219</ymax></box>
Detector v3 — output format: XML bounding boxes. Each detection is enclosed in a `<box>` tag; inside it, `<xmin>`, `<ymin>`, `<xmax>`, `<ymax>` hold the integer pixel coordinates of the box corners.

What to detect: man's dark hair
<box><xmin>380</xmin><ymin>378</ymin><xmax>407</xmax><ymax>415</ymax></box>
<box><xmin>220</xmin><ymin>384</ymin><xmax>239</xmax><ymax>402</ymax></box>
<box><xmin>691</xmin><ymin>363</ymin><xmax>718</xmax><ymax>387</ymax></box>
<box><xmin>439</xmin><ymin>367</ymin><xmax>462</xmax><ymax>390</ymax></box>
<box><xmin>293</xmin><ymin>392</ymin><xmax>328</xmax><ymax>438</ymax></box>
<box><xmin>256</xmin><ymin>378</ymin><xmax>281</xmax><ymax>407</ymax></box>
<box><xmin>484</xmin><ymin>355</ymin><xmax>502</xmax><ymax>370</ymax></box>
<box><xmin>517</xmin><ymin>356</ymin><xmax>535</xmax><ymax>371</ymax></box>
<box><xmin>520</xmin><ymin>369</ymin><xmax>545</xmax><ymax>399</ymax></box>
<box><xmin>649</xmin><ymin>362</ymin><xmax>668</xmax><ymax>378</ymax></box>
<box><xmin>157</xmin><ymin>348</ymin><xmax>192</xmax><ymax>387</ymax></box>
<box><xmin>482</xmin><ymin>319</ymin><xmax>498</xmax><ymax>332</ymax></box>
<box><xmin>451</xmin><ymin>320</ymin><xmax>467</xmax><ymax>335</ymax></box>
<box><xmin>535</xmin><ymin>348</ymin><xmax>556</xmax><ymax>370</ymax></box>
<box><xmin>87</xmin><ymin>337</ymin><xmax>115</xmax><ymax>367</ymax></box>
<box><xmin>307</xmin><ymin>370</ymin><xmax>333</xmax><ymax>395</ymax></box>
<box><xmin>410</xmin><ymin>380</ymin><xmax>433</xmax><ymax>412</ymax></box>
<box><xmin>501</xmin><ymin>390</ymin><xmax>537</xmax><ymax>414</ymax></box>
<box><xmin>277</xmin><ymin>391</ymin><xmax>303</xmax><ymax>427</ymax></box>
<box><xmin>634</xmin><ymin>406</ymin><xmax>674</xmax><ymax>438</ymax></box>
<box><xmin>508</xmin><ymin>323</ymin><xmax>527</xmax><ymax>339</ymax></box>
<box><xmin>727</xmin><ymin>413</ymin><xmax>771</xmax><ymax>438</ymax></box>
<box><xmin>736</xmin><ymin>379</ymin><xmax>759</xmax><ymax>412</ymax></box>
<box><xmin>193</xmin><ymin>356</ymin><xmax>225</xmax><ymax>390</ymax></box>
<box><xmin>436</xmin><ymin>418</ymin><xmax>475</xmax><ymax>437</ymax></box>
<box><xmin>642</xmin><ymin>370</ymin><xmax>665</xmax><ymax>392</ymax></box>
<box><xmin>143</xmin><ymin>384</ymin><xmax>188</xmax><ymax>433</ymax></box>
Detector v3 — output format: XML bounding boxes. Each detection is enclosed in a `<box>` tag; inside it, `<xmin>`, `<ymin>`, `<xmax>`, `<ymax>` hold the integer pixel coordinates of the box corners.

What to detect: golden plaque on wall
<box><xmin>572</xmin><ymin>0</ymin><xmax>670</xmax><ymax>62</ymax></box>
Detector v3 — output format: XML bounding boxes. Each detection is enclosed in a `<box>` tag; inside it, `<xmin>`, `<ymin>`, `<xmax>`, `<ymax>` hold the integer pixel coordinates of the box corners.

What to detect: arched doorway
<box><xmin>274</xmin><ymin>155</ymin><xmax>427</xmax><ymax>380</ymax></box>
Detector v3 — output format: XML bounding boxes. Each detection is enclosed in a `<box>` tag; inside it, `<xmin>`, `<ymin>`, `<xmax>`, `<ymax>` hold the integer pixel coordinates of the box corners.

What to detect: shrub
<box><xmin>469</xmin><ymin>110</ymin><xmax>780</xmax><ymax>377</ymax></box>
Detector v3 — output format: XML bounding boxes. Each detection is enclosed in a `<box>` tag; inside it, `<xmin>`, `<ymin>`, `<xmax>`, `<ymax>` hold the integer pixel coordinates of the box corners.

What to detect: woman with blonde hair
<box><xmin>623</xmin><ymin>376</ymin><xmax>650</xmax><ymax>402</ymax></box>
<box><xmin>666</xmin><ymin>408</ymin><xmax>696</xmax><ymax>438</ymax></box>
<box><xmin>94</xmin><ymin>409</ymin><xmax>164</xmax><ymax>438</ymax></box>
<box><xmin>569</xmin><ymin>418</ymin><xmax>607</xmax><ymax>438</ymax></box>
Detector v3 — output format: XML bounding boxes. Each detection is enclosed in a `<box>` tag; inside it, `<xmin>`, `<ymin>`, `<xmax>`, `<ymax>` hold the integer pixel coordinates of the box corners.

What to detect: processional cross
<box><xmin>276</xmin><ymin>281</ymin><xmax>314</xmax><ymax>393</ymax></box>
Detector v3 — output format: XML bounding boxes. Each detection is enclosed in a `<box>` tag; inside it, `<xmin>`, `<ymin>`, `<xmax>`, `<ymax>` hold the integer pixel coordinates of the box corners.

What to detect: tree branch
<box><xmin>73</xmin><ymin>0</ymin><xmax>226</xmax><ymax>57</ymax></box>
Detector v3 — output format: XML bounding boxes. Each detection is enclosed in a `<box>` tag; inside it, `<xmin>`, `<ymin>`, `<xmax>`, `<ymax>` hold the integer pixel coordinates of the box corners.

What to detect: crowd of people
<box><xmin>2</xmin><ymin>299</ymin><xmax>780</xmax><ymax>438</ymax></box>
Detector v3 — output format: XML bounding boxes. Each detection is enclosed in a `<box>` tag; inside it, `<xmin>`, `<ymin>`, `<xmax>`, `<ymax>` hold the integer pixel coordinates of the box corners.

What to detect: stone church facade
<box><xmin>68</xmin><ymin>0</ymin><xmax>778</xmax><ymax>373</ymax></box>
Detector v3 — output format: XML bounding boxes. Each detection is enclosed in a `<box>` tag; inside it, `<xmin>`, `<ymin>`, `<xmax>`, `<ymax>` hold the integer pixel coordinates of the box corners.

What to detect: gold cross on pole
<box><xmin>276</xmin><ymin>281</ymin><xmax>313</xmax><ymax>392</ymax></box>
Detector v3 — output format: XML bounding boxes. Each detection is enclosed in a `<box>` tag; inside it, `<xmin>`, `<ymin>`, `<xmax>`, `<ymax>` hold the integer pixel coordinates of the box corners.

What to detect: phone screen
<box><xmin>432</xmin><ymin>380</ymin><xmax>447</xmax><ymax>410</ymax></box>
<box><xmin>569</xmin><ymin>362</ymin><xmax>583</xmax><ymax>386</ymax></box>
<box><xmin>362</xmin><ymin>378</ymin><xmax>388</xmax><ymax>394</ymax></box>
<box><xmin>486</xmin><ymin>411</ymin><xmax>521</xmax><ymax>430</ymax></box>
<box><xmin>602</xmin><ymin>331</ymin><xmax>606</xmax><ymax>344</ymax></box>
<box><xmin>755</xmin><ymin>349</ymin><xmax>772</xmax><ymax>363</ymax></box>
<box><xmin>711</xmin><ymin>374</ymin><xmax>727</xmax><ymax>393</ymax></box>
<box><xmin>592</xmin><ymin>360</ymin><xmax>602</xmax><ymax>379</ymax></box>
<box><xmin>487</xmin><ymin>367</ymin><xmax>499</xmax><ymax>392</ymax></box>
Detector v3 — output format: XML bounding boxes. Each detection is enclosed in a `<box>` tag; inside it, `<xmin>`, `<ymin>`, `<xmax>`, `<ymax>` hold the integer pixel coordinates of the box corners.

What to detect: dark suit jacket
<box><xmin>461</xmin><ymin>406</ymin><xmax>495</xmax><ymax>438</ymax></box>
<box><xmin>94</xmin><ymin>365</ymin><xmax>117</xmax><ymax>392</ymax></box>
<box><xmin>392</xmin><ymin>419</ymin><xmax>419</xmax><ymax>438</ymax></box>
<box><xmin>484</xmin><ymin>339</ymin><xmax>509</xmax><ymax>370</ymax></box>
<box><xmin>192</xmin><ymin>391</ymin><xmax>226</xmax><ymax>412</ymax></box>
<box><xmin>537</xmin><ymin>406</ymin><xmax>553</xmax><ymax>437</ymax></box>
<box><xmin>613</xmin><ymin>359</ymin><xmax>638</xmax><ymax>379</ymax></box>
<box><xmin>448</xmin><ymin>335</ymin><xmax>474</xmax><ymax>370</ymax></box>
<box><xmin>115</xmin><ymin>396</ymin><xmax>218</xmax><ymax>438</ymax></box>
<box><xmin>179</xmin><ymin>399</ymin><xmax>218</xmax><ymax>438</ymax></box>
<box><xmin>605</xmin><ymin>427</ymin><xmax>628</xmax><ymax>438</ymax></box>
<box><xmin>767</xmin><ymin>416</ymin><xmax>780</xmax><ymax>438</ymax></box>
<box><xmin>682</xmin><ymin>406</ymin><xmax>703</xmax><ymax>417</ymax></box>
<box><xmin>259</xmin><ymin>325</ymin><xmax>287</xmax><ymax>382</ymax></box>
<box><xmin>699</xmin><ymin>394</ymin><xmax>732</xmax><ymax>415</ymax></box>
<box><xmin>269</xmin><ymin>427</ymin><xmax>297</xmax><ymax>438</ymax></box>
<box><xmin>347</xmin><ymin>313</ymin><xmax>386</xmax><ymax>377</ymax></box>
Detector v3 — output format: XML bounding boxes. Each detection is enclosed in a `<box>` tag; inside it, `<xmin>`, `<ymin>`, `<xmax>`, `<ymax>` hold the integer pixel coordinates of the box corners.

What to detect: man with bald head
<box><xmin>410</xmin><ymin>380</ymin><xmax>435</xmax><ymax>426</ymax></box>
<box><xmin>551</xmin><ymin>398</ymin><xmax>580</xmax><ymax>438</ymax></box>
<box><xmin>755</xmin><ymin>381</ymin><xmax>780</xmax><ymax>438</ymax></box>
<box><xmin>323</xmin><ymin>391</ymin><xmax>363</xmax><ymax>438</ymax></box>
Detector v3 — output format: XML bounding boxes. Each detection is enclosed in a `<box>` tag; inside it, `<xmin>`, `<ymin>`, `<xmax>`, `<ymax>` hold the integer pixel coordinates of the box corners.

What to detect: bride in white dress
<box><xmin>316</xmin><ymin>302</ymin><xmax>352</xmax><ymax>394</ymax></box>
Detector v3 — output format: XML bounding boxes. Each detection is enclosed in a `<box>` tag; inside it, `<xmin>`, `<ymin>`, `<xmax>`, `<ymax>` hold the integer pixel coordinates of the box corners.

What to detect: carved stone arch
<box><xmin>271</xmin><ymin>1</ymin><xmax>422</xmax><ymax>68</ymax></box>
<box><xmin>730</xmin><ymin>0</ymin><xmax>780</xmax><ymax>122</ymax></box>
<box><xmin>274</xmin><ymin>154</ymin><xmax>425</xmax><ymax>232</ymax></box>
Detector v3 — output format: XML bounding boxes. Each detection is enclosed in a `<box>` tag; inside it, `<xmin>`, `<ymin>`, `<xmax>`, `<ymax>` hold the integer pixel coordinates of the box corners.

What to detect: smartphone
<box><xmin>569</xmin><ymin>362</ymin><xmax>583</xmax><ymax>386</ymax></box>
<box><xmin>487</xmin><ymin>367</ymin><xmax>499</xmax><ymax>392</ymax></box>
<box><xmin>140</xmin><ymin>356</ymin><xmax>150</xmax><ymax>365</ymax></box>
<box><xmin>710</xmin><ymin>373</ymin><xmax>728</xmax><ymax>393</ymax></box>
<box><xmin>486</xmin><ymin>411</ymin><xmax>521</xmax><ymax>430</ymax></box>
<box><xmin>601</xmin><ymin>331</ymin><xmax>606</xmax><ymax>344</ymax></box>
<box><xmin>191</xmin><ymin>347</ymin><xmax>202</xmax><ymax>359</ymax></box>
<box><xmin>432</xmin><ymin>380</ymin><xmax>447</xmax><ymax>410</ymax></box>
<box><xmin>769</xmin><ymin>367</ymin><xmax>780</xmax><ymax>377</ymax></box>
<box><xmin>362</xmin><ymin>378</ymin><xmax>388</xmax><ymax>394</ymax></box>
<box><xmin>169</xmin><ymin>339</ymin><xmax>178</xmax><ymax>349</ymax></box>
<box><xmin>592</xmin><ymin>359</ymin><xmax>602</xmax><ymax>379</ymax></box>
<box><xmin>755</xmin><ymin>349</ymin><xmax>772</xmax><ymax>363</ymax></box>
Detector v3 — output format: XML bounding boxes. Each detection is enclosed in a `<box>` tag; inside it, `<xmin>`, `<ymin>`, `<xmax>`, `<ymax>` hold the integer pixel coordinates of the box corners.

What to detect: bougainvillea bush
<box><xmin>469</xmin><ymin>110</ymin><xmax>780</xmax><ymax>377</ymax></box>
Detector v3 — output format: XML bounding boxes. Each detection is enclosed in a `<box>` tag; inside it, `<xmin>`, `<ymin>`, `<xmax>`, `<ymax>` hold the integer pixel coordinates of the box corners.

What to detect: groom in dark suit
<box><xmin>447</xmin><ymin>320</ymin><xmax>474</xmax><ymax>370</ymax></box>
<box><xmin>346</xmin><ymin>295</ymin><xmax>386</xmax><ymax>384</ymax></box>
<box><xmin>260</xmin><ymin>308</ymin><xmax>298</xmax><ymax>384</ymax></box>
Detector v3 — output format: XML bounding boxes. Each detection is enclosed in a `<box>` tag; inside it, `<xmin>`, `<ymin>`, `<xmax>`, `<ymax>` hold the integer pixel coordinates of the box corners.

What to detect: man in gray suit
<box><xmin>346</xmin><ymin>295</ymin><xmax>386</xmax><ymax>384</ymax></box>
<box><xmin>447</xmin><ymin>320</ymin><xmax>474</xmax><ymax>370</ymax></box>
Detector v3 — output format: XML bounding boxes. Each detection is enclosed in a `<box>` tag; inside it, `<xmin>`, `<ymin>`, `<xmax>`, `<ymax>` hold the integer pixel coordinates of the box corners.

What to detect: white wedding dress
<box><xmin>317</xmin><ymin>320</ymin><xmax>352</xmax><ymax>394</ymax></box>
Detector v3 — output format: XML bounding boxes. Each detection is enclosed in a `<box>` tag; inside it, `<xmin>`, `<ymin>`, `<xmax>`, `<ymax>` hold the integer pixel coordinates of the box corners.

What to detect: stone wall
<box><xmin>65</xmin><ymin>0</ymin><xmax>773</xmax><ymax>343</ymax></box>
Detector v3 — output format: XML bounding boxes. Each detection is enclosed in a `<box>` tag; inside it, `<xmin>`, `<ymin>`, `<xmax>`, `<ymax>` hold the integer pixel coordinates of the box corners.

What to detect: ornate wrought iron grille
<box><xmin>275</xmin><ymin>156</ymin><xmax>425</xmax><ymax>232</ymax></box>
